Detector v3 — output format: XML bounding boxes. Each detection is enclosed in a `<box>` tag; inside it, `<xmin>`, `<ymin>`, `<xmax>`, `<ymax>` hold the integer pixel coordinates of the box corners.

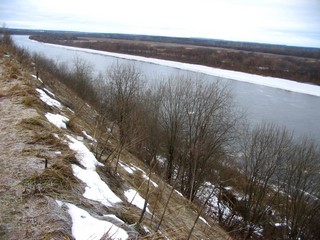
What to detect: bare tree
<box><xmin>1</xmin><ymin>24</ymin><xmax>13</xmax><ymax>46</ymax></box>
<box><xmin>278</xmin><ymin>139</ymin><xmax>320</xmax><ymax>239</ymax></box>
<box><xmin>237</xmin><ymin>124</ymin><xmax>320</xmax><ymax>239</ymax></box>
<box><xmin>153</xmin><ymin>74</ymin><xmax>236</xmax><ymax>201</ymax></box>
<box><xmin>238</xmin><ymin>123</ymin><xmax>294</xmax><ymax>239</ymax></box>
<box><xmin>71</xmin><ymin>56</ymin><xmax>93</xmax><ymax>98</ymax></box>
<box><xmin>102</xmin><ymin>63</ymin><xmax>144</xmax><ymax>148</ymax></box>
<box><xmin>180</xmin><ymin>77</ymin><xmax>235</xmax><ymax>201</ymax></box>
<box><xmin>155</xmin><ymin>76</ymin><xmax>187</xmax><ymax>183</ymax></box>
<box><xmin>139</xmin><ymin>86</ymin><xmax>164</xmax><ymax>165</ymax></box>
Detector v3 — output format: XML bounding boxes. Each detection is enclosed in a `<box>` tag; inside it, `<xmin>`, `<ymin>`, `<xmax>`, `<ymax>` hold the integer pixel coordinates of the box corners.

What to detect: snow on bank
<box><xmin>104</xmin><ymin>214</ymin><xmax>125</xmax><ymax>224</ymax></box>
<box><xmin>197</xmin><ymin>182</ymin><xmax>232</xmax><ymax>220</ymax></box>
<box><xmin>43</xmin><ymin>88</ymin><xmax>55</xmax><ymax>97</ymax></box>
<box><xmin>199</xmin><ymin>216</ymin><xmax>210</xmax><ymax>226</ymax></box>
<box><xmin>31</xmin><ymin>74</ymin><xmax>43</xmax><ymax>83</ymax></box>
<box><xmin>66</xmin><ymin>135</ymin><xmax>122</xmax><ymax>207</ymax></box>
<box><xmin>56</xmin><ymin>201</ymin><xmax>128</xmax><ymax>240</ymax></box>
<box><xmin>45</xmin><ymin>113</ymin><xmax>69</xmax><ymax>129</ymax></box>
<box><xmin>119</xmin><ymin>163</ymin><xmax>135</xmax><ymax>174</ymax></box>
<box><xmin>125</xmin><ymin>189</ymin><xmax>151</xmax><ymax>214</ymax></box>
<box><xmin>82</xmin><ymin>130</ymin><xmax>96</xmax><ymax>142</ymax></box>
<box><xmin>120</xmin><ymin>163</ymin><xmax>158</xmax><ymax>187</ymax></box>
<box><xmin>46</xmin><ymin>43</ymin><xmax>320</xmax><ymax>97</ymax></box>
<box><xmin>130</xmin><ymin>165</ymin><xmax>158</xmax><ymax>188</ymax></box>
<box><xmin>175</xmin><ymin>189</ymin><xmax>184</xmax><ymax>197</ymax></box>
<box><xmin>36</xmin><ymin>88</ymin><xmax>62</xmax><ymax>108</ymax></box>
<box><xmin>67</xmin><ymin>135</ymin><xmax>102</xmax><ymax>170</ymax></box>
<box><xmin>142</xmin><ymin>173</ymin><xmax>158</xmax><ymax>188</ymax></box>
<box><xmin>72</xmin><ymin>165</ymin><xmax>122</xmax><ymax>207</ymax></box>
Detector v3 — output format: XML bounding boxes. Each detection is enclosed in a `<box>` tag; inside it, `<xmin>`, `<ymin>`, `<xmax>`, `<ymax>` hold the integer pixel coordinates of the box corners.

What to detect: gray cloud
<box><xmin>1</xmin><ymin>0</ymin><xmax>319</xmax><ymax>47</ymax></box>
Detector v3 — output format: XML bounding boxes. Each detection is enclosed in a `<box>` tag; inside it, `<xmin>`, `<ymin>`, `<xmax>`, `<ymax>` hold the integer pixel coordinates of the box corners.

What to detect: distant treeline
<box><xmin>86</xmin><ymin>34</ymin><xmax>320</xmax><ymax>59</ymax></box>
<box><xmin>30</xmin><ymin>33</ymin><xmax>320</xmax><ymax>85</ymax></box>
<box><xmin>25</xmin><ymin>30</ymin><xmax>320</xmax><ymax>59</ymax></box>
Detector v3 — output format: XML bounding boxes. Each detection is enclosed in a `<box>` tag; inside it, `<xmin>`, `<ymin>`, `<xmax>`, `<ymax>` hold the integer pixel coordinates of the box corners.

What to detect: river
<box><xmin>12</xmin><ymin>35</ymin><xmax>320</xmax><ymax>143</ymax></box>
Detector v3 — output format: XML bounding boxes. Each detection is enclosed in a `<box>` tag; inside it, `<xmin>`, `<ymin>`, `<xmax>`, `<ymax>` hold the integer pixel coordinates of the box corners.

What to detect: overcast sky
<box><xmin>1</xmin><ymin>0</ymin><xmax>320</xmax><ymax>47</ymax></box>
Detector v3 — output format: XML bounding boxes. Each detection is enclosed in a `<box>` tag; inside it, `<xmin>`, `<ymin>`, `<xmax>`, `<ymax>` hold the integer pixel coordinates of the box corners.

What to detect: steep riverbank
<box><xmin>0</xmin><ymin>37</ymin><xmax>232</xmax><ymax>239</ymax></box>
<box><xmin>13</xmin><ymin>34</ymin><xmax>320</xmax><ymax>145</ymax></box>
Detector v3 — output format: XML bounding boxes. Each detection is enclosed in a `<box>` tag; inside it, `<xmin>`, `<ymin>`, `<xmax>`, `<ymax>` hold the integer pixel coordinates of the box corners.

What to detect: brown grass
<box><xmin>21</xmin><ymin>158</ymin><xmax>78</xmax><ymax>195</ymax></box>
<box><xmin>18</xmin><ymin>116</ymin><xmax>67</xmax><ymax>149</ymax></box>
<box><xmin>6</xmin><ymin>82</ymin><xmax>35</xmax><ymax>97</ymax></box>
<box><xmin>5</xmin><ymin>62</ymin><xmax>21</xmax><ymax>79</ymax></box>
<box><xmin>19</xmin><ymin>116</ymin><xmax>45</xmax><ymax>128</ymax></box>
<box><xmin>65</xmin><ymin>116</ymin><xmax>83</xmax><ymax>135</ymax></box>
<box><xmin>42</xmin><ymin>231</ymin><xmax>72</xmax><ymax>240</ymax></box>
<box><xmin>21</xmin><ymin>95</ymin><xmax>37</xmax><ymax>107</ymax></box>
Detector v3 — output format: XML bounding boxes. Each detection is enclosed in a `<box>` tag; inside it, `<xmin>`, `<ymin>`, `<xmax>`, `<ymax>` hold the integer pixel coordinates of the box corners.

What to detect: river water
<box><xmin>12</xmin><ymin>35</ymin><xmax>320</xmax><ymax>143</ymax></box>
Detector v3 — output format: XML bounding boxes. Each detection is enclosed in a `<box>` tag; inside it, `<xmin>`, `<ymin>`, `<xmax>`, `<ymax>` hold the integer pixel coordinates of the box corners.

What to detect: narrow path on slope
<box><xmin>0</xmin><ymin>55</ymin><xmax>71</xmax><ymax>239</ymax></box>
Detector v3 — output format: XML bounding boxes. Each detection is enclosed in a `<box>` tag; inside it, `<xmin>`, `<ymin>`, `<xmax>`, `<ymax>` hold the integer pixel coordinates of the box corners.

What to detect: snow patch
<box><xmin>66</xmin><ymin>135</ymin><xmax>103</xmax><ymax>170</ymax></box>
<box><xmin>130</xmin><ymin>165</ymin><xmax>144</xmax><ymax>173</ymax></box>
<box><xmin>142</xmin><ymin>225</ymin><xmax>151</xmax><ymax>234</ymax></box>
<box><xmin>175</xmin><ymin>189</ymin><xmax>184</xmax><ymax>197</ymax></box>
<box><xmin>274</xmin><ymin>222</ymin><xmax>287</xmax><ymax>227</ymax></box>
<box><xmin>125</xmin><ymin>189</ymin><xmax>151</xmax><ymax>213</ymax></box>
<box><xmin>37</xmin><ymin>88</ymin><xmax>62</xmax><ymax>108</ymax></box>
<box><xmin>72</xmin><ymin>164</ymin><xmax>122</xmax><ymax>207</ymax></box>
<box><xmin>31</xmin><ymin>74</ymin><xmax>43</xmax><ymax>83</ymax></box>
<box><xmin>66</xmin><ymin>135</ymin><xmax>122</xmax><ymax>207</ymax></box>
<box><xmin>197</xmin><ymin>182</ymin><xmax>236</xmax><ymax>221</ymax></box>
<box><xmin>119</xmin><ymin>163</ymin><xmax>135</xmax><ymax>174</ymax></box>
<box><xmin>76</xmin><ymin>136</ymin><xmax>84</xmax><ymax>141</ymax></box>
<box><xmin>43</xmin><ymin>88</ymin><xmax>55</xmax><ymax>97</ymax></box>
<box><xmin>142</xmin><ymin>174</ymin><xmax>158</xmax><ymax>188</ymax></box>
<box><xmin>68</xmin><ymin>107</ymin><xmax>75</xmax><ymax>113</ymax></box>
<box><xmin>52</xmin><ymin>133</ymin><xmax>60</xmax><ymax>139</ymax></box>
<box><xmin>82</xmin><ymin>130</ymin><xmax>96</xmax><ymax>142</ymax></box>
<box><xmin>56</xmin><ymin>200</ymin><xmax>128</xmax><ymax>240</ymax></box>
<box><xmin>129</xmin><ymin>165</ymin><xmax>158</xmax><ymax>187</ymax></box>
<box><xmin>104</xmin><ymin>214</ymin><xmax>125</xmax><ymax>224</ymax></box>
<box><xmin>199</xmin><ymin>216</ymin><xmax>210</xmax><ymax>226</ymax></box>
<box><xmin>45</xmin><ymin>113</ymin><xmax>69</xmax><ymax>129</ymax></box>
<box><xmin>156</xmin><ymin>155</ymin><xmax>167</xmax><ymax>166</ymax></box>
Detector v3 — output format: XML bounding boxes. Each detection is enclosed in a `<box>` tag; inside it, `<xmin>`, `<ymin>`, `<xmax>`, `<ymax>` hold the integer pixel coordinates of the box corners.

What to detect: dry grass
<box><xmin>1</xmin><ymin>73</ymin><xmax>38</xmax><ymax>102</ymax></box>
<box><xmin>30</xmin><ymin>131</ymin><xmax>63</xmax><ymax>146</ymax></box>
<box><xmin>18</xmin><ymin>115</ymin><xmax>68</xmax><ymax>151</ymax></box>
<box><xmin>21</xmin><ymin>95</ymin><xmax>38</xmax><ymax>107</ymax></box>
<box><xmin>115</xmin><ymin>205</ymin><xmax>140</xmax><ymax>225</ymax></box>
<box><xmin>19</xmin><ymin>115</ymin><xmax>45</xmax><ymax>128</ymax></box>
<box><xmin>21</xmin><ymin>157</ymin><xmax>78</xmax><ymax>195</ymax></box>
<box><xmin>3</xmin><ymin>59</ymin><xmax>21</xmax><ymax>79</ymax></box>
<box><xmin>6</xmin><ymin>82</ymin><xmax>32</xmax><ymax>96</ymax></box>
<box><xmin>0</xmin><ymin>43</ymin><xmax>76</xmax><ymax>239</ymax></box>
<box><xmin>65</xmin><ymin>116</ymin><xmax>84</xmax><ymax>135</ymax></box>
<box><xmin>42</xmin><ymin>231</ymin><xmax>72</xmax><ymax>240</ymax></box>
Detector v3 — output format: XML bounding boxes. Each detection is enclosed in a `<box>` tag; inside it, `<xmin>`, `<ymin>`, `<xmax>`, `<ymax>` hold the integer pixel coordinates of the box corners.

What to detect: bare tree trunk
<box><xmin>187</xmin><ymin>186</ymin><xmax>216</xmax><ymax>240</ymax></box>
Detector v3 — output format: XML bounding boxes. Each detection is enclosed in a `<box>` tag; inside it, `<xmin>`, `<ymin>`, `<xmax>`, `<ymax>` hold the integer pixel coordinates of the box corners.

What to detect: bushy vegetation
<box><xmin>1</xmin><ymin>27</ymin><xmax>30</xmax><ymax>65</ymax></box>
<box><xmin>4</xmin><ymin>31</ymin><xmax>320</xmax><ymax>239</ymax></box>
